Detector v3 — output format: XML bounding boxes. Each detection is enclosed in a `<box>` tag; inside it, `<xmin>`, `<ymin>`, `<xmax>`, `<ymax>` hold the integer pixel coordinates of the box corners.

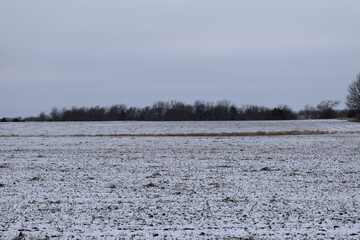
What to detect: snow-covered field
<box><xmin>1</xmin><ymin>119</ymin><xmax>359</xmax><ymax>136</ymax></box>
<box><xmin>0</xmin><ymin>120</ymin><xmax>360</xmax><ymax>239</ymax></box>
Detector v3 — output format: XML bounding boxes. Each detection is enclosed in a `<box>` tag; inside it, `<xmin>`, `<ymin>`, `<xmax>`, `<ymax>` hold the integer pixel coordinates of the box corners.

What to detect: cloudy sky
<box><xmin>1</xmin><ymin>0</ymin><xmax>360</xmax><ymax>117</ymax></box>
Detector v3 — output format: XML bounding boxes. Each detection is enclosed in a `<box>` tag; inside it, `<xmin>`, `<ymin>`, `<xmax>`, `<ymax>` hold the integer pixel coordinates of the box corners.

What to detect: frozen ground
<box><xmin>0</xmin><ymin>120</ymin><xmax>360</xmax><ymax>239</ymax></box>
<box><xmin>1</xmin><ymin>119</ymin><xmax>359</xmax><ymax>136</ymax></box>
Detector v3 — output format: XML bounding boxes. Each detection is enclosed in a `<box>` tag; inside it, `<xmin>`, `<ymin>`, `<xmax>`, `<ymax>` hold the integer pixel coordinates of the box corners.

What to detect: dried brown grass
<box><xmin>346</xmin><ymin>118</ymin><xmax>360</xmax><ymax>122</ymax></box>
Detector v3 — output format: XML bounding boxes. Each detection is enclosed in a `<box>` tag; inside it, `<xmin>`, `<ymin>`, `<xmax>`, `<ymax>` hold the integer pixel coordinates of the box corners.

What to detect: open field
<box><xmin>2</xmin><ymin>119</ymin><xmax>360</xmax><ymax>136</ymax></box>
<box><xmin>1</xmin><ymin>120</ymin><xmax>360</xmax><ymax>239</ymax></box>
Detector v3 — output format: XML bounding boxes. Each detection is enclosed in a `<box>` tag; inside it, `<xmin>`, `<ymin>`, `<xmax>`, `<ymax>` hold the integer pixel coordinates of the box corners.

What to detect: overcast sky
<box><xmin>1</xmin><ymin>0</ymin><xmax>360</xmax><ymax>117</ymax></box>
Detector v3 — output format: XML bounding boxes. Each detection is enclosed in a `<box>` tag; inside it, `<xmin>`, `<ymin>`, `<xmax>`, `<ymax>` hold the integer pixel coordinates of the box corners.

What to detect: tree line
<box><xmin>12</xmin><ymin>99</ymin><xmax>349</xmax><ymax>122</ymax></box>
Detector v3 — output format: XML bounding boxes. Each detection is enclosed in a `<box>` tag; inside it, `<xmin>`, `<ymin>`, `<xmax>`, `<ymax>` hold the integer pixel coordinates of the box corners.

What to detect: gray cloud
<box><xmin>1</xmin><ymin>0</ymin><xmax>360</xmax><ymax>116</ymax></box>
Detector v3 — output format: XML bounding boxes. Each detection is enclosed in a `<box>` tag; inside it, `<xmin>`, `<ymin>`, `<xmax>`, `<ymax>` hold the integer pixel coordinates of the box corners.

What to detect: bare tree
<box><xmin>241</xmin><ymin>105</ymin><xmax>271</xmax><ymax>120</ymax></box>
<box><xmin>299</xmin><ymin>104</ymin><xmax>317</xmax><ymax>119</ymax></box>
<box><xmin>269</xmin><ymin>105</ymin><xmax>296</xmax><ymax>120</ymax></box>
<box><xmin>194</xmin><ymin>100</ymin><xmax>207</xmax><ymax>120</ymax></box>
<box><xmin>163</xmin><ymin>100</ymin><xmax>193</xmax><ymax>121</ymax></box>
<box><xmin>346</xmin><ymin>73</ymin><xmax>360</xmax><ymax>114</ymax></box>
<box><xmin>108</xmin><ymin>104</ymin><xmax>127</xmax><ymax>120</ymax></box>
<box><xmin>316</xmin><ymin>100</ymin><xmax>340</xmax><ymax>119</ymax></box>
<box><xmin>37</xmin><ymin>112</ymin><xmax>48</xmax><ymax>121</ymax></box>
<box><xmin>213</xmin><ymin>100</ymin><xmax>232</xmax><ymax>120</ymax></box>
<box><xmin>151</xmin><ymin>101</ymin><xmax>169</xmax><ymax>121</ymax></box>
<box><xmin>50</xmin><ymin>107</ymin><xmax>61</xmax><ymax>121</ymax></box>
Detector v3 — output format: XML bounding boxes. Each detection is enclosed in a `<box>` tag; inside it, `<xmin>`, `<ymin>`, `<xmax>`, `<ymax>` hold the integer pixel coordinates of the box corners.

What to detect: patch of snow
<box><xmin>0</xmin><ymin>121</ymin><xmax>360</xmax><ymax>239</ymax></box>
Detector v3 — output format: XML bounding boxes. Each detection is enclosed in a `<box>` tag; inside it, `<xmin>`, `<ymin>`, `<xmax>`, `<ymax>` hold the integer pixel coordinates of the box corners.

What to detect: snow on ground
<box><xmin>1</xmin><ymin>119</ymin><xmax>359</xmax><ymax>136</ymax></box>
<box><xmin>0</xmin><ymin>120</ymin><xmax>360</xmax><ymax>239</ymax></box>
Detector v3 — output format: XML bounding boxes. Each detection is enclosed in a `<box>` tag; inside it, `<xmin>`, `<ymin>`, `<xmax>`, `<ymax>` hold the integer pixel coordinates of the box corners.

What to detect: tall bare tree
<box><xmin>346</xmin><ymin>73</ymin><xmax>360</xmax><ymax>113</ymax></box>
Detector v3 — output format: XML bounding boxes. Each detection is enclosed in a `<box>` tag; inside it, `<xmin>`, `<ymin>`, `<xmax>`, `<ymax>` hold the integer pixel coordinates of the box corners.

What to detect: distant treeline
<box><xmin>5</xmin><ymin>99</ymin><xmax>349</xmax><ymax>122</ymax></box>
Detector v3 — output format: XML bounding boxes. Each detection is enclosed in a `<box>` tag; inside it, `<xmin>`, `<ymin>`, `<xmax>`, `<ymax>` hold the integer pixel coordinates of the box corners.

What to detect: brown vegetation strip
<box><xmin>1</xmin><ymin>130</ymin><xmax>360</xmax><ymax>138</ymax></box>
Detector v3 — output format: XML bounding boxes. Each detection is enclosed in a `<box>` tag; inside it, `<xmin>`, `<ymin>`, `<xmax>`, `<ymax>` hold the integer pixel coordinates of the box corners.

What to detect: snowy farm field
<box><xmin>2</xmin><ymin>119</ymin><xmax>360</xmax><ymax>136</ymax></box>
<box><xmin>1</xmin><ymin>120</ymin><xmax>360</xmax><ymax>239</ymax></box>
